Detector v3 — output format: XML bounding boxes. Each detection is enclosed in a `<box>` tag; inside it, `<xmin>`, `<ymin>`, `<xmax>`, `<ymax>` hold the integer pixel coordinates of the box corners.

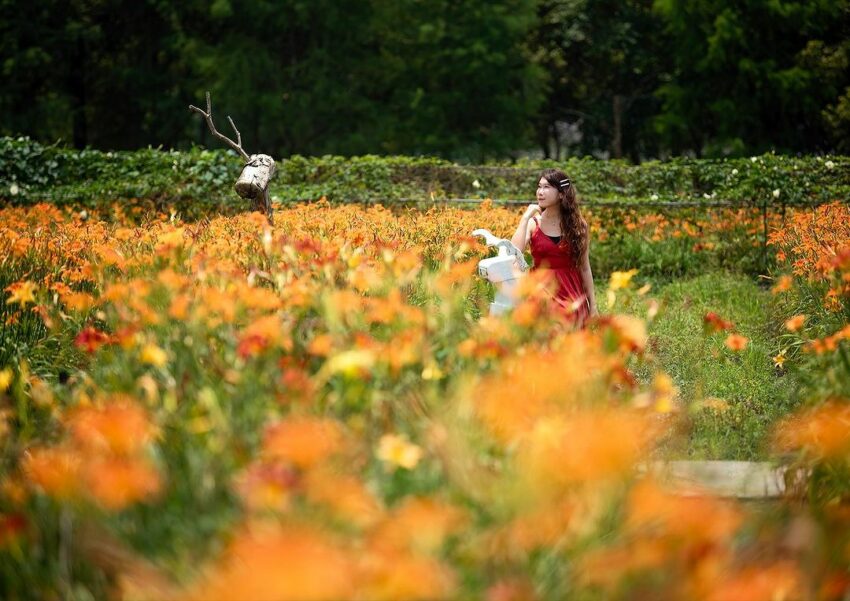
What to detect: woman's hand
<box><xmin>512</xmin><ymin>204</ymin><xmax>540</xmax><ymax>251</ymax></box>
<box><xmin>522</xmin><ymin>203</ymin><xmax>541</xmax><ymax>221</ymax></box>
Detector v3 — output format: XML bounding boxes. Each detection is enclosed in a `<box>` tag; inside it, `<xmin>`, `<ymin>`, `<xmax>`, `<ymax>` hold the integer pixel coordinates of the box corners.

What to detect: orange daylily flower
<box><xmin>705</xmin><ymin>561</ymin><xmax>802</xmax><ymax>601</ymax></box>
<box><xmin>74</xmin><ymin>326</ymin><xmax>112</xmax><ymax>353</ymax></box>
<box><xmin>703</xmin><ymin>311</ymin><xmax>734</xmax><ymax>333</ymax></box>
<box><xmin>24</xmin><ymin>447</ymin><xmax>83</xmax><ymax>500</ymax></box>
<box><xmin>517</xmin><ymin>410</ymin><xmax>657</xmax><ymax>488</ymax></box>
<box><xmin>773</xmin><ymin>401</ymin><xmax>850</xmax><ymax>458</ymax></box>
<box><xmin>724</xmin><ymin>333</ymin><xmax>749</xmax><ymax>351</ymax></box>
<box><xmin>262</xmin><ymin>417</ymin><xmax>348</xmax><ymax>469</ymax></box>
<box><xmin>771</xmin><ymin>275</ymin><xmax>793</xmax><ymax>294</ymax></box>
<box><xmin>84</xmin><ymin>456</ymin><xmax>162</xmax><ymax>510</ymax></box>
<box><xmin>626</xmin><ymin>478</ymin><xmax>743</xmax><ymax>544</ymax></box>
<box><xmin>66</xmin><ymin>401</ymin><xmax>157</xmax><ymax>456</ymax></box>
<box><xmin>183</xmin><ymin>525</ymin><xmax>357</xmax><ymax>601</ymax></box>
<box><xmin>784</xmin><ymin>314</ymin><xmax>806</xmax><ymax>332</ymax></box>
<box><xmin>369</xmin><ymin>497</ymin><xmax>466</xmax><ymax>555</ymax></box>
<box><xmin>234</xmin><ymin>462</ymin><xmax>298</xmax><ymax>512</ymax></box>
<box><xmin>5</xmin><ymin>280</ymin><xmax>37</xmax><ymax>306</ymax></box>
<box><xmin>304</xmin><ymin>469</ymin><xmax>383</xmax><ymax>528</ymax></box>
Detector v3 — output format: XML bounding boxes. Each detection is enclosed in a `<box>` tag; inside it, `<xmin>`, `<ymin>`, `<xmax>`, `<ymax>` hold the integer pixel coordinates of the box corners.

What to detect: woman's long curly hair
<box><xmin>539</xmin><ymin>168</ymin><xmax>586</xmax><ymax>266</ymax></box>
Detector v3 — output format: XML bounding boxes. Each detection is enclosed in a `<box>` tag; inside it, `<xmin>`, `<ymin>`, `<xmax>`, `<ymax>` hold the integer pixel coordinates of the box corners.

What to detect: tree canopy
<box><xmin>1</xmin><ymin>0</ymin><xmax>847</xmax><ymax>160</ymax></box>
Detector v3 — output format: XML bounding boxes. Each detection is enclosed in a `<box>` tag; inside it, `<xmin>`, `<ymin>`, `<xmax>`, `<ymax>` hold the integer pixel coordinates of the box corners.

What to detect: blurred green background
<box><xmin>2</xmin><ymin>0</ymin><xmax>848</xmax><ymax>162</ymax></box>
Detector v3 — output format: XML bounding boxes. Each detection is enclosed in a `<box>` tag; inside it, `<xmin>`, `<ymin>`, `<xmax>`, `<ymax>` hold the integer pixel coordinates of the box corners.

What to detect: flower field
<box><xmin>0</xmin><ymin>199</ymin><xmax>849</xmax><ymax>600</ymax></box>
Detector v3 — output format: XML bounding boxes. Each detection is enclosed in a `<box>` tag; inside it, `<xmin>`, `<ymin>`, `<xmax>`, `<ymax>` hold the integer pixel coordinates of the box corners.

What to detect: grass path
<box><xmin>617</xmin><ymin>271</ymin><xmax>799</xmax><ymax>460</ymax></box>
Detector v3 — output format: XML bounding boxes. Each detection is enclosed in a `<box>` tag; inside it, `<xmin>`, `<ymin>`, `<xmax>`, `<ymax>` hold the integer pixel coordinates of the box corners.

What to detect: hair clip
<box><xmin>559</xmin><ymin>178</ymin><xmax>571</xmax><ymax>188</ymax></box>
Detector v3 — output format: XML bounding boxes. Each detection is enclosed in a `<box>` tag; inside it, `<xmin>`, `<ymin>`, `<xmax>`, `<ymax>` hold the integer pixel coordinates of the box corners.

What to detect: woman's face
<box><xmin>536</xmin><ymin>178</ymin><xmax>561</xmax><ymax>210</ymax></box>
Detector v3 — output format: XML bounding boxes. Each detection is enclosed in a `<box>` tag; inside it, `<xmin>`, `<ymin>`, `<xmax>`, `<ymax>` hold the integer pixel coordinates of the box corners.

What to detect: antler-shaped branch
<box><xmin>188</xmin><ymin>92</ymin><xmax>250</xmax><ymax>162</ymax></box>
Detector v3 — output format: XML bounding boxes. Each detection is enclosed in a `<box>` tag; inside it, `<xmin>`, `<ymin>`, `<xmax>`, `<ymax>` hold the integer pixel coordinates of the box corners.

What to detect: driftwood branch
<box><xmin>226</xmin><ymin>115</ymin><xmax>242</xmax><ymax>149</ymax></box>
<box><xmin>188</xmin><ymin>92</ymin><xmax>250</xmax><ymax>162</ymax></box>
<box><xmin>187</xmin><ymin>91</ymin><xmax>276</xmax><ymax>224</ymax></box>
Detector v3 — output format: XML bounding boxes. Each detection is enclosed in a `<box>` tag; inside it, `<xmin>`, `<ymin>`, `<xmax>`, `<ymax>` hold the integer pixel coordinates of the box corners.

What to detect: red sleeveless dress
<box><xmin>529</xmin><ymin>216</ymin><xmax>590</xmax><ymax>326</ymax></box>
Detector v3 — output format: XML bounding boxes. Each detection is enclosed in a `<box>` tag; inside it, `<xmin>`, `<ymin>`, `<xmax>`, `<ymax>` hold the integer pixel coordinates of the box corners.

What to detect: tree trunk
<box><xmin>538</xmin><ymin>122</ymin><xmax>551</xmax><ymax>159</ymax></box>
<box><xmin>612</xmin><ymin>95</ymin><xmax>624</xmax><ymax>159</ymax></box>
<box><xmin>552</xmin><ymin>122</ymin><xmax>561</xmax><ymax>160</ymax></box>
<box><xmin>71</xmin><ymin>38</ymin><xmax>88</xmax><ymax>149</ymax></box>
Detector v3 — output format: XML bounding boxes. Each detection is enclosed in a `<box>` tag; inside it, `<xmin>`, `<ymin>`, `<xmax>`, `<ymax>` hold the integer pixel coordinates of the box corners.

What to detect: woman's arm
<box><xmin>511</xmin><ymin>204</ymin><xmax>540</xmax><ymax>251</ymax></box>
<box><xmin>579</xmin><ymin>223</ymin><xmax>599</xmax><ymax>316</ymax></box>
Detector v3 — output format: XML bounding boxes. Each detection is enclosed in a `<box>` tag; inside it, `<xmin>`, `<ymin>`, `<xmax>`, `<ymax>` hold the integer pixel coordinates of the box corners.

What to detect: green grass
<box><xmin>615</xmin><ymin>270</ymin><xmax>800</xmax><ymax>460</ymax></box>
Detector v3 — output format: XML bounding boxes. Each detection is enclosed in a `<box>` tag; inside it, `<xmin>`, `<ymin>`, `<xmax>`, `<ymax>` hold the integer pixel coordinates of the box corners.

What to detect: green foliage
<box><xmin>531</xmin><ymin>0</ymin><xmax>673</xmax><ymax>161</ymax></box>
<box><xmin>0</xmin><ymin>137</ymin><xmax>240</xmax><ymax>213</ymax></box>
<box><xmin>2</xmin><ymin>0</ymin><xmax>847</xmax><ymax>159</ymax></box>
<box><xmin>824</xmin><ymin>86</ymin><xmax>850</xmax><ymax>153</ymax></box>
<box><xmin>652</xmin><ymin>0</ymin><xmax>850</xmax><ymax>155</ymax></box>
<box><xmin>618</xmin><ymin>271</ymin><xmax>799</xmax><ymax>460</ymax></box>
<box><xmin>0</xmin><ymin>0</ymin><xmax>543</xmax><ymax>161</ymax></box>
<box><xmin>0</xmin><ymin>250</ymin><xmax>85</xmax><ymax>378</ymax></box>
<box><xmin>765</xmin><ymin>264</ymin><xmax>850</xmax><ymax>511</ymax></box>
<box><xmin>1</xmin><ymin>138</ymin><xmax>847</xmax><ymax>217</ymax></box>
<box><xmin>771</xmin><ymin>274</ymin><xmax>850</xmax><ymax>407</ymax></box>
<box><xmin>0</xmin><ymin>0</ymin><xmax>193</xmax><ymax>150</ymax></box>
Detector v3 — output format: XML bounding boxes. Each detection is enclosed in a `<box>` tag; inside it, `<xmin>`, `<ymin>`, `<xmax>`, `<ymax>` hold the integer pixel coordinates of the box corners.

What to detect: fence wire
<box><xmin>384</xmin><ymin>197</ymin><xmax>835</xmax><ymax>210</ymax></box>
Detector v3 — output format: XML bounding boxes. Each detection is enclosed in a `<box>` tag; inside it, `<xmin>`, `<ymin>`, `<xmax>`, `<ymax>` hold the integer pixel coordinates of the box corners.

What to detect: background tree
<box><xmin>0</xmin><ymin>0</ymin><xmax>543</xmax><ymax>161</ymax></box>
<box><xmin>531</xmin><ymin>0</ymin><xmax>672</xmax><ymax>162</ymax></box>
<box><xmin>652</xmin><ymin>0</ymin><xmax>850</xmax><ymax>156</ymax></box>
<box><xmin>0</xmin><ymin>0</ymin><xmax>847</xmax><ymax>159</ymax></box>
<box><xmin>368</xmin><ymin>0</ymin><xmax>544</xmax><ymax>160</ymax></box>
<box><xmin>0</xmin><ymin>0</ymin><xmax>192</xmax><ymax>149</ymax></box>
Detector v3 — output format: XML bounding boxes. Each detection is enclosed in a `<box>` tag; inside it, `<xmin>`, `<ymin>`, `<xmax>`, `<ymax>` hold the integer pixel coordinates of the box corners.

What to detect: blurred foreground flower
<box><xmin>182</xmin><ymin>525</ymin><xmax>356</xmax><ymax>601</ymax></box>
<box><xmin>703</xmin><ymin>311</ymin><xmax>734</xmax><ymax>334</ymax></box>
<box><xmin>377</xmin><ymin>434</ymin><xmax>423</xmax><ymax>470</ymax></box>
<box><xmin>724</xmin><ymin>333</ymin><xmax>749</xmax><ymax>351</ymax></box>
<box><xmin>84</xmin><ymin>456</ymin><xmax>162</xmax><ymax>510</ymax></box>
<box><xmin>771</xmin><ymin>275</ymin><xmax>793</xmax><ymax>294</ymax></box>
<box><xmin>5</xmin><ymin>280</ymin><xmax>37</xmax><ymax>305</ymax></box>
<box><xmin>607</xmin><ymin>315</ymin><xmax>648</xmax><ymax>352</ymax></box>
<box><xmin>606</xmin><ymin>269</ymin><xmax>639</xmax><ymax>309</ymax></box>
<box><xmin>517</xmin><ymin>410</ymin><xmax>657</xmax><ymax>489</ymax></box>
<box><xmin>609</xmin><ymin>269</ymin><xmax>639</xmax><ymax>291</ymax></box>
<box><xmin>784</xmin><ymin>314</ymin><xmax>806</xmax><ymax>332</ymax></box>
<box><xmin>322</xmin><ymin>349</ymin><xmax>376</xmax><ymax>380</ymax></box>
<box><xmin>774</xmin><ymin>401</ymin><xmax>850</xmax><ymax>459</ymax></box>
<box><xmin>67</xmin><ymin>402</ymin><xmax>158</xmax><ymax>455</ymax></box>
<box><xmin>140</xmin><ymin>343</ymin><xmax>168</xmax><ymax>367</ymax></box>
<box><xmin>24</xmin><ymin>447</ymin><xmax>82</xmax><ymax>500</ymax></box>
<box><xmin>263</xmin><ymin>417</ymin><xmax>348</xmax><ymax>469</ymax></box>
<box><xmin>370</xmin><ymin>496</ymin><xmax>465</xmax><ymax>554</ymax></box>
<box><xmin>75</xmin><ymin>326</ymin><xmax>112</xmax><ymax>353</ymax></box>
<box><xmin>0</xmin><ymin>512</ymin><xmax>26</xmax><ymax>548</ymax></box>
<box><xmin>235</xmin><ymin>462</ymin><xmax>298</xmax><ymax>513</ymax></box>
<box><xmin>706</xmin><ymin>561</ymin><xmax>802</xmax><ymax>601</ymax></box>
<box><xmin>0</xmin><ymin>367</ymin><xmax>12</xmax><ymax>392</ymax></box>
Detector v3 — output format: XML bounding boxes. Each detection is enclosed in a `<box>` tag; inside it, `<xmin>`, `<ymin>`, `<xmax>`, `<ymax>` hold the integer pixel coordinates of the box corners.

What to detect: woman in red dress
<box><xmin>510</xmin><ymin>168</ymin><xmax>598</xmax><ymax>327</ymax></box>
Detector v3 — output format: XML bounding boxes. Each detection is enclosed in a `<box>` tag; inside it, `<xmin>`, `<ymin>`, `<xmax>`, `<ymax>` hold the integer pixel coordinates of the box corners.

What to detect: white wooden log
<box><xmin>235</xmin><ymin>154</ymin><xmax>275</xmax><ymax>222</ymax></box>
<box><xmin>235</xmin><ymin>154</ymin><xmax>276</xmax><ymax>200</ymax></box>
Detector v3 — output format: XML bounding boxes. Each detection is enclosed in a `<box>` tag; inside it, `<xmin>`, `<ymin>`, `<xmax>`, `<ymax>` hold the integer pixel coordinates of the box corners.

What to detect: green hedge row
<box><xmin>1</xmin><ymin>136</ymin><xmax>847</xmax><ymax>214</ymax></box>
